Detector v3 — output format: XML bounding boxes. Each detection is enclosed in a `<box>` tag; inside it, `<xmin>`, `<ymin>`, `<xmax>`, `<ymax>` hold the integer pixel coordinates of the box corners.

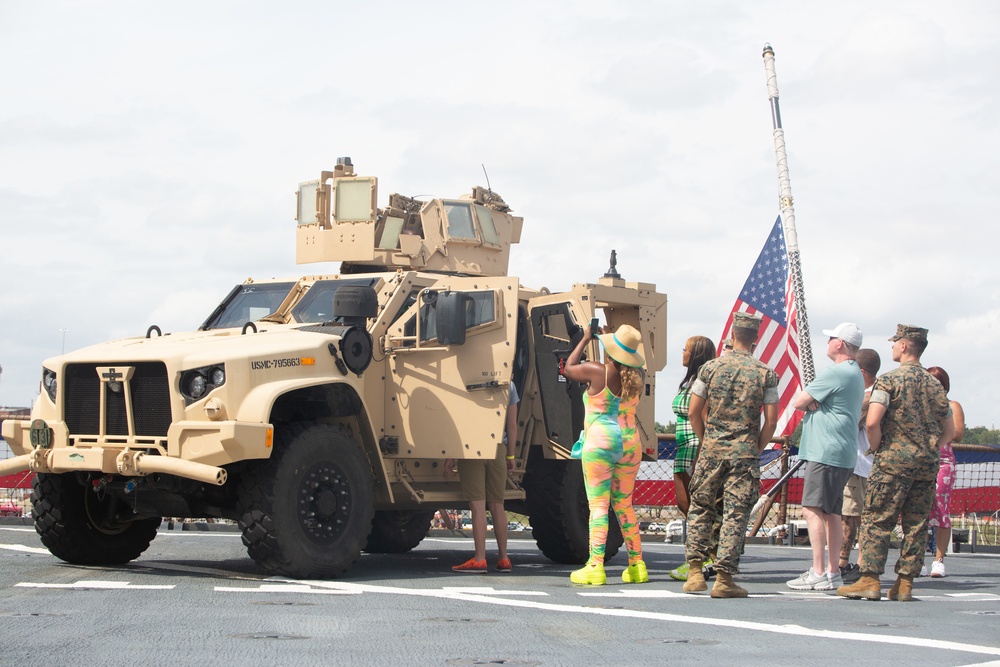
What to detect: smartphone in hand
<box><xmin>590</xmin><ymin>317</ymin><xmax>599</xmax><ymax>335</ymax></box>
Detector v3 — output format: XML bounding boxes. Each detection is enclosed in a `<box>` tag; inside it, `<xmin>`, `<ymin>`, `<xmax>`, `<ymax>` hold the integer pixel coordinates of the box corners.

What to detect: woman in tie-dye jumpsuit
<box><xmin>562</xmin><ymin>321</ymin><xmax>647</xmax><ymax>585</ymax></box>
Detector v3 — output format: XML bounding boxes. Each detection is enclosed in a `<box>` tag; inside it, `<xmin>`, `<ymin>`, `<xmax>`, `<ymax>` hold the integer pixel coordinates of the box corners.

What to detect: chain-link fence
<box><xmin>633</xmin><ymin>436</ymin><xmax>1000</xmax><ymax>545</ymax></box>
<box><xmin>632</xmin><ymin>435</ymin><xmax>791</xmax><ymax>538</ymax></box>
<box><xmin>0</xmin><ymin>470</ymin><xmax>31</xmax><ymax>518</ymax></box>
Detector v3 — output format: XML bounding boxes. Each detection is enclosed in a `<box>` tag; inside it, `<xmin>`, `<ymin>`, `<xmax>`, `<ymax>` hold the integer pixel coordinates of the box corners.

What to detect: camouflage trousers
<box><xmin>857</xmin><ymin>471</ymin><xmax>935</xmax><ymax>577</ymax></box>
<box><xmin>684</xmin><ymin>456</ymin><xmax>760</xmax><ymax>574</ymax></box>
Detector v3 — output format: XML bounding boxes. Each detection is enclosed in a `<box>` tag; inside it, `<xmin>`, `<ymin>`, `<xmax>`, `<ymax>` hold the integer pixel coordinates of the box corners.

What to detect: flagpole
<box><xmin>762</xmin><ymin>43</ymin><xmax>815</xmax><ymax>386</ymax></box>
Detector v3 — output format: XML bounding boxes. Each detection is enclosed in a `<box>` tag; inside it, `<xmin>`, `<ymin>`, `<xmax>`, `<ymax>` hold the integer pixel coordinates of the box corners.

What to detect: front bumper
<box><xmin>0</xmin><ymin>418</ymin><xmax>272</xmax><ymax>486</ymax></box>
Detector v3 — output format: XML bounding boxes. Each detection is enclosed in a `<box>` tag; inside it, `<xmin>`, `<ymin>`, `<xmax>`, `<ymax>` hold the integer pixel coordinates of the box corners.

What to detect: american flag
<box><xmin>718</xmin><ymin>215</ymin><xmax>803</xmax><ymax>439</ymax></box>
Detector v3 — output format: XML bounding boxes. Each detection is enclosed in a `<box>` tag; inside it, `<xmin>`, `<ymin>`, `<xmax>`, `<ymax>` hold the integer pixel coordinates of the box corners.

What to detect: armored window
<box><xmin>377</xmin><ymin>216</ymin><xmax>405</xmax><ymax>249</ymax></box>
<box><xmin>444</xmin><ymin>202</ymin><xmax>478</xmax><ymax>241</ymax></box>
<box><xmin>334</xmin><ymin>177</ymin><xmax>377</xmax><ymax>222</ymax></box>
<box><xmin>463</xmin><ymin>291</ymin><xmax>496</xmax><ymax>329</ymax></box>
<box><xmin>541</xmin><ymin>311</ymin><xmax>572</xmax><ymax>343</ymax></box>
<box><xmin>201</xmin><ymin>282</ymin><xmax>296</xmax><ymax>330</ymax></box>
<box><xmin>475</xmin><ymin>205</ymin><xmax>501</xmax><ymax>248</ymax></box>
<box><xmin>291</xmin><ymin>278</ymin><xmax>378</xmax><ymax>324</ymax></box>
<box><xmin>296</xmin><ymin>180</ymin><xmax>323</xmax><ymax>226</ymax></box>
<box><xmin>417</xmin><ymin>290</ymin><xmax>496</xmax><ymax>343</ymax></box>
<box><xmin>397</xmin><ymin>290</ymin><xmax>499</xmax><ymax>346</ymax></box>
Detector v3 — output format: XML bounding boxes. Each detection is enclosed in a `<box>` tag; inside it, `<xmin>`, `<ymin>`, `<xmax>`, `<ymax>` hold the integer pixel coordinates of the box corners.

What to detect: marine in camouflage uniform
<box><xmin>684</xmin><ymin>313</ymin><xmax>779</xmax><ymax>581</ymax></box>
<box><xmin>839</xmin><ymin>324</ymin><xmax>954</xmax><ymax>601</ymax></box>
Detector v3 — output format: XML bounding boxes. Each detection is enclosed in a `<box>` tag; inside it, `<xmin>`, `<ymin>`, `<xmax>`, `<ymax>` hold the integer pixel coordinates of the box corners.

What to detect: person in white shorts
<box><xmin>837</xmin><ymin>348</ymin><xmax>880</xmax><ymax>584</ymax></box>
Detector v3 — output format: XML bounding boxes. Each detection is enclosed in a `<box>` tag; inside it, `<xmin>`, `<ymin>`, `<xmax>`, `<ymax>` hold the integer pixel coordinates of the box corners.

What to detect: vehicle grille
<box><xmin>64</xmin><ymin>362</ymin><xmax>172</xmax><ymax>437</ymax></box>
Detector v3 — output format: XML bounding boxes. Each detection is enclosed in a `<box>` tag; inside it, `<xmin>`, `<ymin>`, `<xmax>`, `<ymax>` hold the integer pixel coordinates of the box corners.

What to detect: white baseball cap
<box><xmin>822</xmin><ymin>322</ymin><xmax>863</xmax><ymax>347</ymax></box>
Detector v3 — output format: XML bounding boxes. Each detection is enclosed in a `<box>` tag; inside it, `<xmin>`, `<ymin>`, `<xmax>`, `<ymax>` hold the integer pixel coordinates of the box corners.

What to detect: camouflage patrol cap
<box><xmin>888</xmin><ymin>324</ymin><xmax>928</xmax><ymax>342</ymax></box>
<box><xmin>732</xmin><ymin>312</ymin><xmax>761</xmax><ymax>332</ymax></box>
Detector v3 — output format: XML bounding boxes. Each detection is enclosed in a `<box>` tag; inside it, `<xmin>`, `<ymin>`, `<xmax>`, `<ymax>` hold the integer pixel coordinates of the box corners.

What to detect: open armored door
<box><xmin>526</xmin><ymin>293</ymin><xmax>594</xmax><ymax>454</ymax></box>
<box><xmin>384</xmin><ymin>276</ymin><xmax>518</xmax><ymax>460</ymax></box>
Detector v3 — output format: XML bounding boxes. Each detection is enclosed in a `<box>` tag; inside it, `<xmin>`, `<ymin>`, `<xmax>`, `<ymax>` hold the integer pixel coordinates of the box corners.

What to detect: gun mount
<box><xmin>296</xmin><ymin>157</ymin><xmax>523</xmax><ymax>277</ymax></box>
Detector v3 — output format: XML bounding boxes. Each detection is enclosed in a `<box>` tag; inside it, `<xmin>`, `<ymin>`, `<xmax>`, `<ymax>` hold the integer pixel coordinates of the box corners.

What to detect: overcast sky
<box><xmin>1</xmin><ymin>2</ymin><xmax>997</xmax><ymax>432</ymax></box>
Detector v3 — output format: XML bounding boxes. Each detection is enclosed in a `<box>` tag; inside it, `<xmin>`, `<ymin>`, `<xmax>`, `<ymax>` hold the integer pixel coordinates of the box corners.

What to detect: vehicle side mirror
<box><xmin>435</xmin><ymin>291</ymin><xmax>470</xmax><ymax>346</ymax></box>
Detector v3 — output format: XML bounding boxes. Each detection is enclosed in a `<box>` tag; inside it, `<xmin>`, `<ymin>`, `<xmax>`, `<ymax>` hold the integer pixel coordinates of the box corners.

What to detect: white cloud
<box><xmin>0</xmin><ymin>1</ymin><xmax>995</xmax><ymax>434</ymax></box>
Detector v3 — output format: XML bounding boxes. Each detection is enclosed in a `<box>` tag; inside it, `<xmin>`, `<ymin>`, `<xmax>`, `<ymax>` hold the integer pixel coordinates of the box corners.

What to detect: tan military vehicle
<box><xmin>1</xmin><ymin>158</ymin><xmax>667</xmax><ymax>578</ymax></box>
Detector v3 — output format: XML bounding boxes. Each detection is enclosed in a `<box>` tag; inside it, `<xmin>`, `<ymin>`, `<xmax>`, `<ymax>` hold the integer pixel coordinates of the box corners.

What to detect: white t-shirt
<box><xmin>503</xmin><ymin>381</ymin><xmax>520</xmax><ymax>445</ymax></box>
<box><xmin>854</xmin><ymin>386</ymin><xmax>874</xmax><ymax>478</ymax></box>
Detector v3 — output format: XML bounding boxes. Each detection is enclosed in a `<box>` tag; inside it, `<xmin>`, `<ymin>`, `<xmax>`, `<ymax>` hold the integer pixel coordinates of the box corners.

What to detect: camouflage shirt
<box><xmin>869</xmin><ymin>361</ymin><xmax>951</xmax><ymax>481</ymax></box>
<box><xmin>691</xmin><ymin>349</ymin><xmax>779</xmax><ymax>459</ymax></box>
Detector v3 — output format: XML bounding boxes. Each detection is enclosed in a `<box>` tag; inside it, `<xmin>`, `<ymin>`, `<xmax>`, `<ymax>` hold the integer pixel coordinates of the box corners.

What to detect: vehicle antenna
<box><xmin>481</xmin><ymin>163</ymin><xmax>492</xmax><ymax>195</ymax></box>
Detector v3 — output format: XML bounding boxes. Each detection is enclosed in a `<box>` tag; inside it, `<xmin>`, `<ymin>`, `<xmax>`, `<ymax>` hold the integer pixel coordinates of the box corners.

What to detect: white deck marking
<box><xmin>138</xmin><ymin>561</ymin><xmax>265</xmax><ymax>581</ymax></box>
<box><xmin>579</xmin><ymin>589</ymin><xmax>693</xmax><ymax>598</ymax></box>
<box><xmin>584</xmin><ymin>589</ymin><xmax>1000</xmax><ymax>603</ymax></box>
<box><xmin>278</xmin><ymin>577</ymin><xmax>1000</xmax><ymax>658</ymax></box>
<box><xmin>4</xmin><ymin>539</ymin><xmax>996</xmax><ymax>656</ymax></box>
<box><xmin>214</xmin><ymin>583</ymin><xmax>358</xmax><ymax>595</ymax></box>
<box><xmin>441</xmin><ymin>586</ymin><xmax>547</xmax><ymax>596</ymax></box>
<box><xmin>16</xmin><ymin>580</ymin><xmax>174</xmax><ymax>590</ymax></box>
<box><xmin>947</xmin><ymin>593</ymin><xmax>1000</xmax><ymax>600</ymax></box>
<box><xmin>0</xmin><ymin>543</ymin><xmax>50</xmax><ymax>555</ymax></box>
<box><xmin>155</xmin><ymin>531</ymin><xmax>242</xmax><ymax>538</ymax></box>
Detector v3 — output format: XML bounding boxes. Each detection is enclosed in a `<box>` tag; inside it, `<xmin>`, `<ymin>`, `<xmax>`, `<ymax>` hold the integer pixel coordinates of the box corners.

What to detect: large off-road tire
<box><xmin>238</xmin><ymin>423</ymin><xmax>375</xmax><ymax>579</ymax></box>
<box><xmin>363</xmin><ymin>510</ymin><xmax>435</xmax><ymax>554</ymax></box>
<box><xmin>523</xmin><ymin>453</ymin><xmax>623</xmax><ymax>564</ymax></box>
<box><xmin>31</xmin><ymin>472</ymin><xmax>161</xmax><ymax>565</ymax></box>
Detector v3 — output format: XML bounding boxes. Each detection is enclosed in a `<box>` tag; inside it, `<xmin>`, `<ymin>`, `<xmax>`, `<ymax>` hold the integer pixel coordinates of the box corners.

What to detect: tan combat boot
<box><xmin>710</xmin><ymin>571</ymin><xmax>748</xmax><ymax>598</ymax></box>
<box><xmin>682</xmin><ymin>560</ymin><xmax>707</xmax><ymax>593</ymax></box>
<box><xmin>836</xmin><ymin>574</ymin><xmax>881</xmax><ymax>600</ymax></box>
<box><xmin>887</xmin><ymin>574</ymin><xmax>914</xmax><ymax>602</ymax></box>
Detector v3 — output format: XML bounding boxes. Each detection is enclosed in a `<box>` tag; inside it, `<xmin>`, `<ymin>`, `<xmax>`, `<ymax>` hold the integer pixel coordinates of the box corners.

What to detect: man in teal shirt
<box><xmin>786</xmin><ymin>322</ymin><xmax>865</xmax><ymax>591</ymax></box>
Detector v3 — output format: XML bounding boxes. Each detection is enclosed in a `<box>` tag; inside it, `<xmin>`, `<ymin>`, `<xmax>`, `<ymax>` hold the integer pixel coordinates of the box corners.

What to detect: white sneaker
<box><xmin>919</xmin><ymin>564</ymin><xmax>928</xmax><ymax>577</ymax></box>
<box><xmin>814</xmin><ymin>571</ymin><xmax>843</xmax><ymax>591</ymax></box>
<box><xmin>930</xmin><ymin>560</ymin><xmax>946</xmax><ymax>578</ymax></box>
<box><xmin>787</xmin><ymin>568</ymin><xmax>827</xmax><ymax>590</ymax></box>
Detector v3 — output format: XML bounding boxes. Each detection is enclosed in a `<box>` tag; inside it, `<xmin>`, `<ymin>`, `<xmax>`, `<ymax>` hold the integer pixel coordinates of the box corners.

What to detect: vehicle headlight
<box><xmin>187</xmin><ymin>374</ymin><xmax>207</xmax><ymax>399</ymax></box>
<box><xmin>180</xmin><ymin>364</ymin><xmax>226</xmax><ymax>403</ymax></box>
<box><xmin>42</xmin><ymin>368</ymin><xmax>57</xmax><ymax>402</ymax></box>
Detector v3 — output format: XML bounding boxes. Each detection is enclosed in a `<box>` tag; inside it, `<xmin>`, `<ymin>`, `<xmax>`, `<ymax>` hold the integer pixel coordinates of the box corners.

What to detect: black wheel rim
<box><xmin>298</xmin><ymin>461</ymin><xmax>352</xmax><ymax>545</ymax></box>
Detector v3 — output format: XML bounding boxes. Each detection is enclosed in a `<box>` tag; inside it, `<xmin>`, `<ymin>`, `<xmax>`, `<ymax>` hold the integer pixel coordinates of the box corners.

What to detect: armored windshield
<box><xmin>290</xmin><ymin>278</ymin><xmax>378</xmax><ymax>324</ymax></box>
<box><xmin>201</xmin><ymin>282</ymin><xmax>295</xmax><ymax>330</ymax></box>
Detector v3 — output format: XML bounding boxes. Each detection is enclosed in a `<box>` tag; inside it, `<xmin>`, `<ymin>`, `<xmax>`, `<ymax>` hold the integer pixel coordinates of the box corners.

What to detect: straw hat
<box><xmin>598</xmin><ymin>324</ymin><xmax>645</xmax><ymax>368</ymax></box>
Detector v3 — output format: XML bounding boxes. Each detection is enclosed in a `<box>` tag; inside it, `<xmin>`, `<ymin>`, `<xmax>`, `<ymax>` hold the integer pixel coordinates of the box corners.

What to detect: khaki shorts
<box><xmin>457</xmin><ymin>448</ymin><xmax>506</xmax><ymax>503</ymax></box>
<box><xmin>841</xmin><ymin>473</ymin><xmax>867</xmax><ymax>517</ymax></box>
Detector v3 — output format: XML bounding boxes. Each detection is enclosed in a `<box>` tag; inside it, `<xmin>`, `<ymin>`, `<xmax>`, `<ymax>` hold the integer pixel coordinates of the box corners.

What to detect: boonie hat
<box><xmin>822</xmin><ymin>322</ymin><xmax>863</xmax><ymax>347</ymax></box>
<box><xmin>598</xmin><ymin>324</ymin><xmax>645</xmax><ymax>368</ymax></box>
<box><xmin>889</xmin><ymin>324</ymin><xmax>928</xmax><ymax>342</ymax></box>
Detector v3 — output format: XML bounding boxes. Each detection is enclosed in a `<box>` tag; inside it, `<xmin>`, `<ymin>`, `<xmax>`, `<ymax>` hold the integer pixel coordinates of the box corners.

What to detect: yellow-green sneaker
<box><xmin>670</xmin><ymin>558</ymin><xmax>714</xmax><ymax>582</ymax></box>
<box><xmin>622</xmin><ymin>560</ymin><xmax>649</xmax><ymax>584</ymax></box>
<box><xmin>570</xmin><ymin>560</ymin><xmax>606</xmax><ymax>585</ymax></box>
<box><xmin>669</xmin><ymin>561</ymin><xmax>691</xmax><ymax>581</ymax></box>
